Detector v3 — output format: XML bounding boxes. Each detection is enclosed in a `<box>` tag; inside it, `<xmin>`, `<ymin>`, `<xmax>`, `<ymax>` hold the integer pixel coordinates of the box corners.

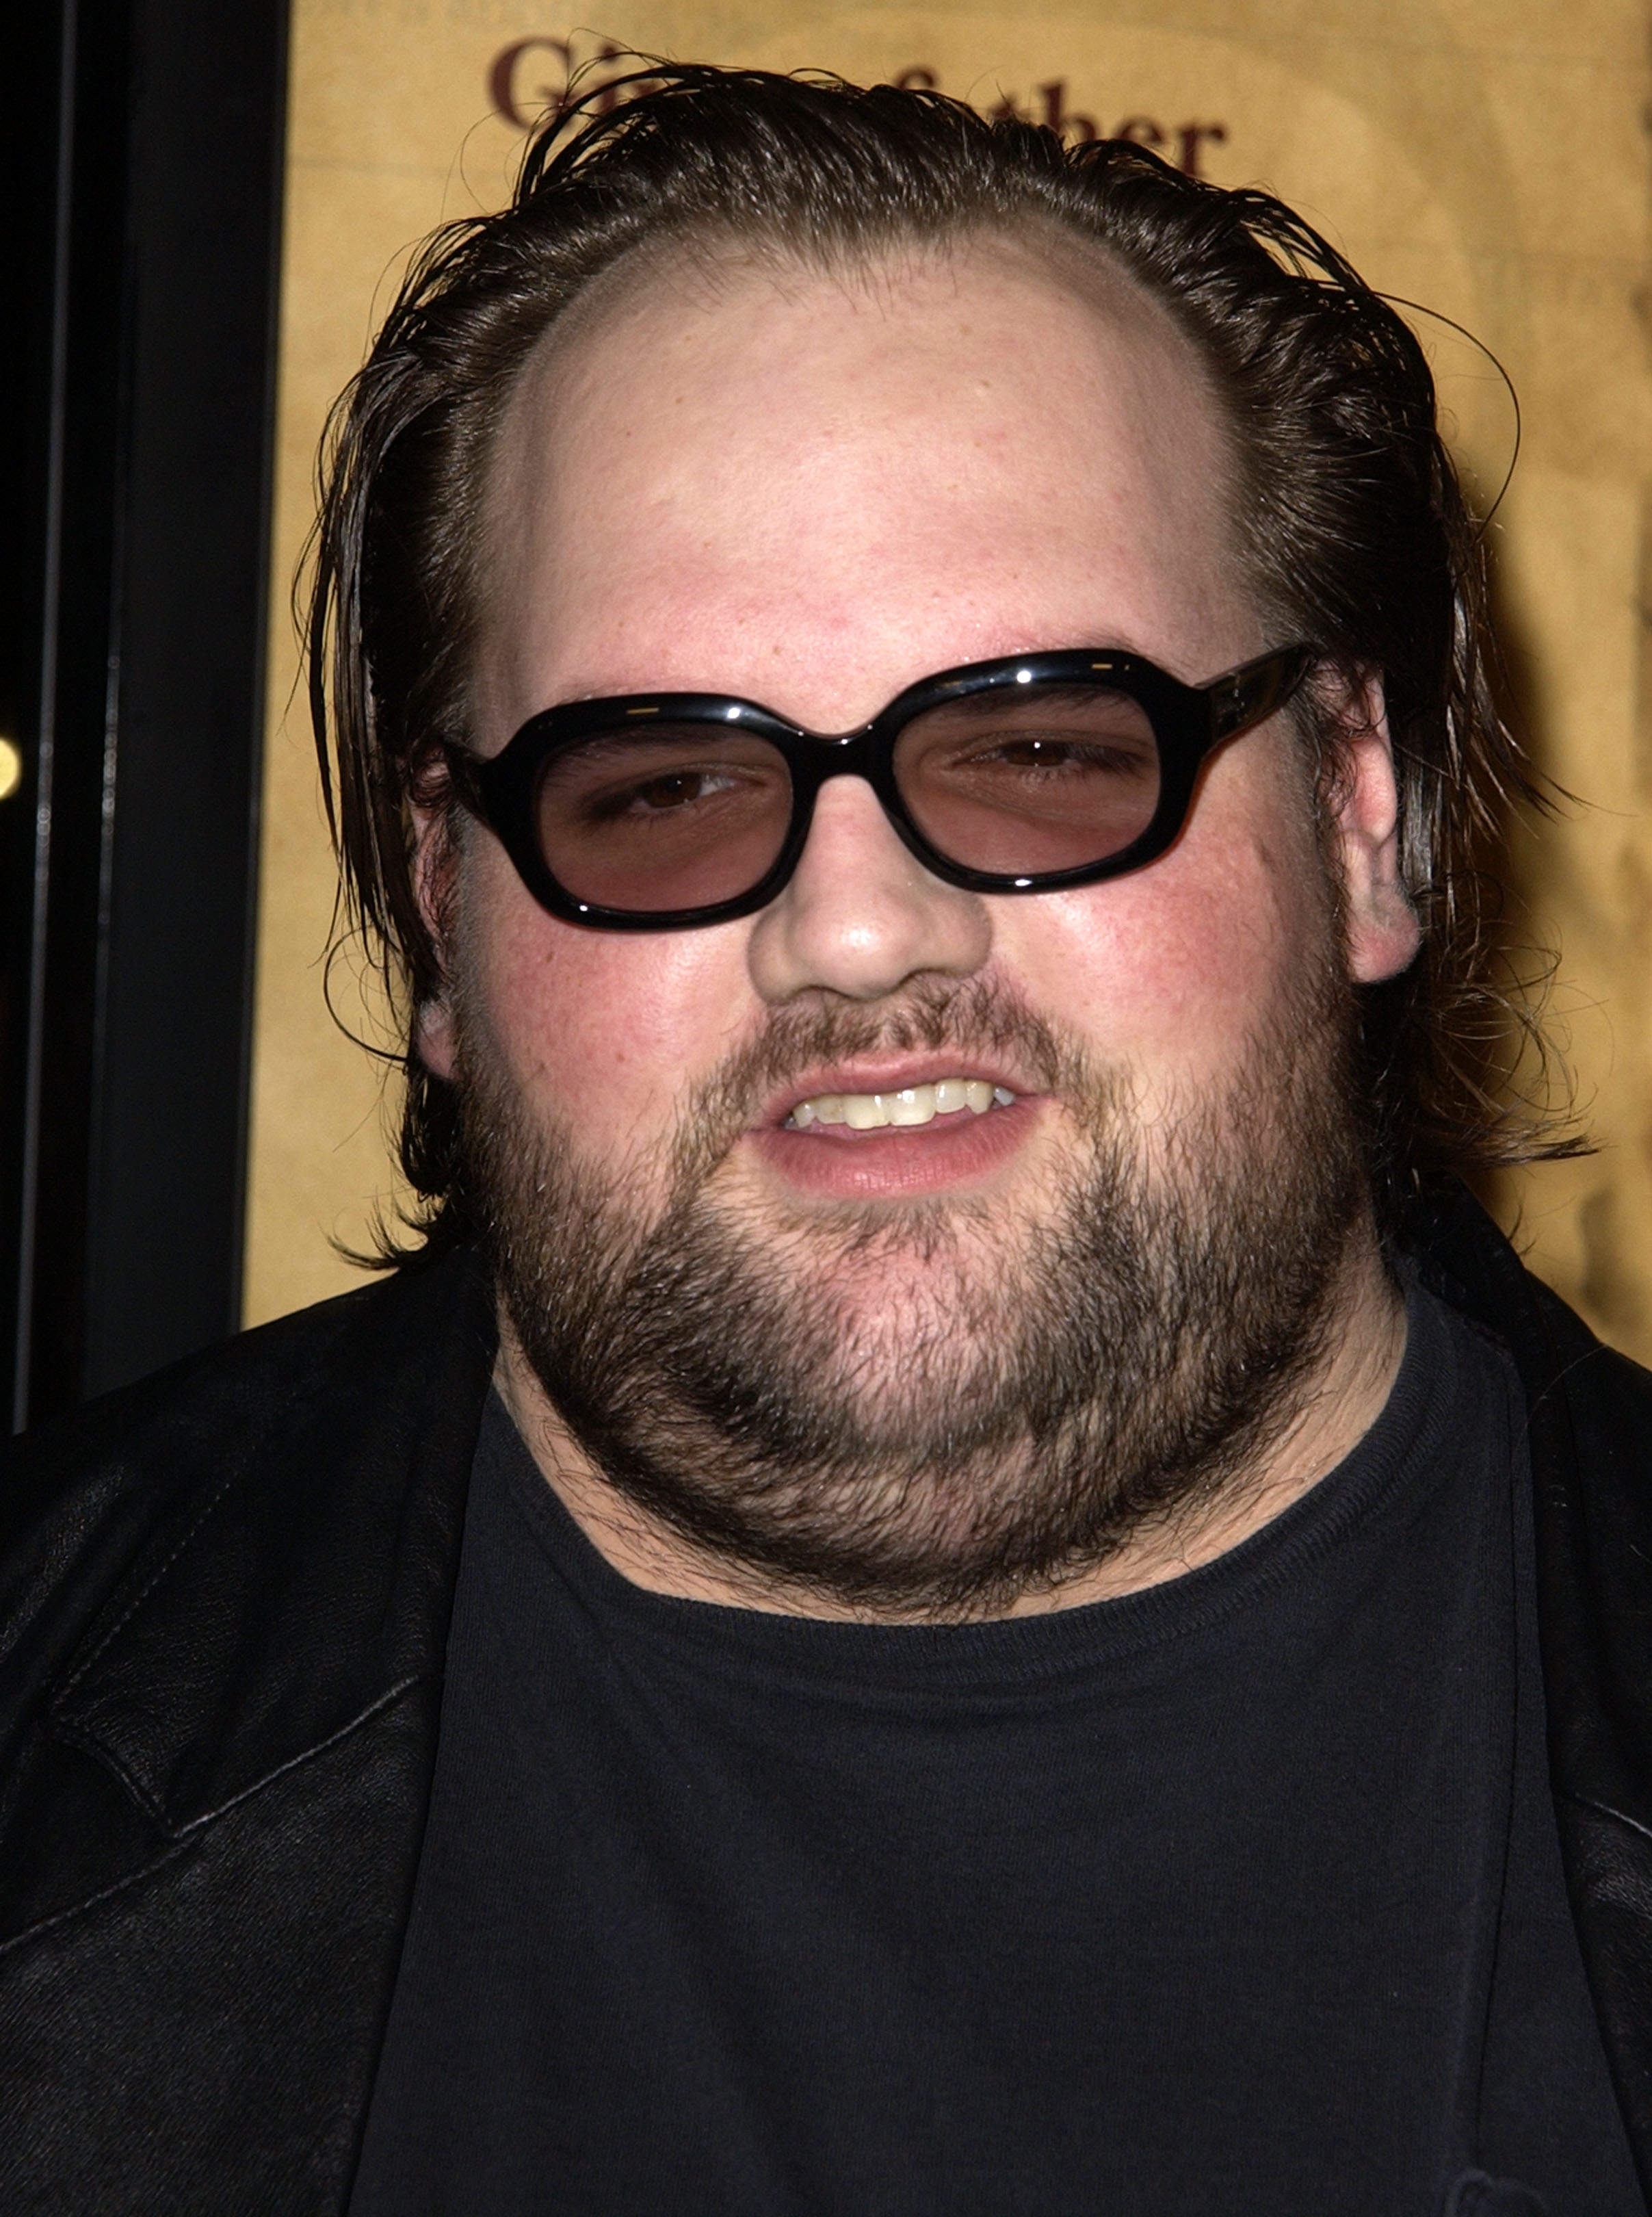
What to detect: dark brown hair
<box><xmin>307</xmin><ymin>62</ymin><xmax>1572</xmax><ymax>1260</ymax></box>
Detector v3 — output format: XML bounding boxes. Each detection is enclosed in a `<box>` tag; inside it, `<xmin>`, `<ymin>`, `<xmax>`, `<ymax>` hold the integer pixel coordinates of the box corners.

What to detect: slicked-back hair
<box><xmin>308</xmin><ymin>62</ymin><xmax>1570</xmax><ymax>1262</ymax></box>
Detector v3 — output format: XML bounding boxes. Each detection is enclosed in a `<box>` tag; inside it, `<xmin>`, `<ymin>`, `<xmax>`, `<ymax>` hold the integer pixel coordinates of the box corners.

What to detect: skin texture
<box><xmin>417</xmin><ymin>231</ymin><xmax>1422</xmax><ymax>1620</ymax></box>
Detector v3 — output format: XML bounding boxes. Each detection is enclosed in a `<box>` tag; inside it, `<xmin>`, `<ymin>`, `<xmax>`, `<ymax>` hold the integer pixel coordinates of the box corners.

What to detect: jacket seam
<box><xmin>0</xmin><ymin>1672</ymin><xmax>431</xmax><ymax>1958</ymax></box>
<box><xmin>51</xmin><ymin>1463</ymin><xmax>246</xmax><ymax>1700</ymax></box>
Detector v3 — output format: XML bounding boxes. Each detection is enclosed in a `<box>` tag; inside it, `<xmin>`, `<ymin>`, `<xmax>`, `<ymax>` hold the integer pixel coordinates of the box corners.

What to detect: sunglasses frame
<box><xmin>443</xmin><ymin>642</ymin><xmax>1315</xmax><ymax>933</ymax></box>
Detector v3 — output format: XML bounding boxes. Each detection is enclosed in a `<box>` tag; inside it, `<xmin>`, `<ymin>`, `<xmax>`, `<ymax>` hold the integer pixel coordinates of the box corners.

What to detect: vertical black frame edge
<box><xmin>1</xmin><ymin>0</ymin><xmax>137</xmax><ymax>1433</ymax></box>
<box><xmin>2</xmin><ymin>0</ymin><xmax>293</xmax><ymax>1427</ymax></box>
<box><xmin>79</xmin><ymin>0</ymin><xmax>293</xmax><ymax>1399</ymax></box>
<box><xmin>0</xmin><ymin>2</ymin><xmax>73</xmax><ymax>1430</ymax></box>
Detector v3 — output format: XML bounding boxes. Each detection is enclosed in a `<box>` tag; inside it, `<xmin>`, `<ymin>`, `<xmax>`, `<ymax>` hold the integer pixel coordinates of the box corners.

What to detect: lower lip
<box><xmin>746</xmin><ymin>1098</ymin><xmax>1039</xmax><ymax>1200</ymax></box>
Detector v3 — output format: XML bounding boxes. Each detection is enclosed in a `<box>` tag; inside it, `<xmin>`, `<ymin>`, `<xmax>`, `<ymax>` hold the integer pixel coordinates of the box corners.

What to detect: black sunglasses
<box><xmin>444</xmin><ymin>643</ymin><xmax>1313</xmax><ymax>933</ymax></box>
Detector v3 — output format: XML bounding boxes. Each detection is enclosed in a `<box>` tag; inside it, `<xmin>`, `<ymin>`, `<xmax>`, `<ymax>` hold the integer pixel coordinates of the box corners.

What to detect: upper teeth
<box><xmin>787</xmin><ymin>1079</ymin><xmax>1016</xmax><ymax>1130</ymax></box>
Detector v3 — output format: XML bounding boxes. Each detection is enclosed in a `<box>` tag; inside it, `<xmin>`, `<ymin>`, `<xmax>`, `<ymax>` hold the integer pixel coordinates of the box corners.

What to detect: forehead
<box><xmin>475</xmin><ymin>229</ymin><xmax>1250</xmax><ymax>740</ymax></box>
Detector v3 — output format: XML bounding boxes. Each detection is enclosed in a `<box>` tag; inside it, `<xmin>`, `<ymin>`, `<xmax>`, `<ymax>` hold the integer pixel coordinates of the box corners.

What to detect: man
<box><xmin>1</xmin><ymin>64</ymin><xmax>1649</xmax><ymax>2214</ymax></box>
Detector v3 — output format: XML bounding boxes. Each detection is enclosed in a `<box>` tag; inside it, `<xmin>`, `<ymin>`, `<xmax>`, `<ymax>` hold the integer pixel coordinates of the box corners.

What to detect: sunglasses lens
<box><xmin>526</xmin><ymin>682</ymin><xmax>1166</xmax><ymax>917</ymax></box>
<box><xmin>534</xmin><ymin>726</ymin><xmax>793</xmax><ymax>913</ymax></box>
<box><xmin>893</xmin><ymin>683</ymin><xmax>1162</xmax><ymax>878</ymax></box>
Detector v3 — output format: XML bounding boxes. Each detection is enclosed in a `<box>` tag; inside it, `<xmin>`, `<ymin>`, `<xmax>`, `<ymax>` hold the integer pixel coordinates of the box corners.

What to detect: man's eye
<box><xmin>986</xmin><ymin>739</ymin><xmax>1086</xmax><ymax>769</ymax></box>
<box><xmin>970</xmin><ymin>736</ymin><xmax>1151</xmax><ymax>776</ymax></box>
<box><xmin>594</xmin><ymin>766</ymin><xmax>748</xmax><ymax>818</ymax></box>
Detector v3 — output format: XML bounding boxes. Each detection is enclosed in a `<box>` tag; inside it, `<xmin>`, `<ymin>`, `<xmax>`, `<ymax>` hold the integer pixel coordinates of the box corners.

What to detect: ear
<box><xmin>408</xmin><ymin>770</ymin><xmax>460</xmax><ymax>1081</ymax></box>
<box><xmin>1320</xmin><ymin>671</ymin><xmax>1422</xmax><ymax>986</ymax></box>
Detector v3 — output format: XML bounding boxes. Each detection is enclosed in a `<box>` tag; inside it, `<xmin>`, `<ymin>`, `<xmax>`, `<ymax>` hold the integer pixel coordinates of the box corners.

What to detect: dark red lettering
<box><xmin>488</xmin><ymin>37</ymin><xmax>573</xmax><ymax>131</ymax></box>
<box><xmin>1176</xmin><ymin>122</ymin><xmax>1227</xmax><ymax>177</ymax></box>
<box><xmin>893</xmin><ymin>66</ymin><xmax>937</xmax><ymax>91</ymax></box>
<box><xmin>1038</xmin><ymin>81</ymin><xmax>1099</xmax><ymax>145</ymax></box>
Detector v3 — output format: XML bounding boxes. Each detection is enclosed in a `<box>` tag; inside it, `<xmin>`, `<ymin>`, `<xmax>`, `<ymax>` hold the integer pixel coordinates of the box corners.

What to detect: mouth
<box><xmin>787</xmin><ymin>1077</ymin><xmax>1018</xmax><ymax>1132</ymax></box>
<box><xmin>748</xmin><ymin>1059</ymin><xmax>1039</xmax><ymax>1202</ymax></box>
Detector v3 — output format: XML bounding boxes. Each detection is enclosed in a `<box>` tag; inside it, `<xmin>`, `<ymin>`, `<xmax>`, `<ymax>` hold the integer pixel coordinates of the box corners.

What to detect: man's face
<box><xmin>421</xmin><ymin>232</ymin><xmax>1417</xmax><ymax>1613</ymax></box>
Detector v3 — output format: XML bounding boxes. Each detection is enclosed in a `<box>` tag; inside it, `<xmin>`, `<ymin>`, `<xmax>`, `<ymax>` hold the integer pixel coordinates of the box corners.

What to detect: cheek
<box><xmin>999</xmin><ymin>753</ymin><xmax>1332</xmax><ymax>1095</ymax></box>
<box><xmin>458</xmin><ymin>846</ymin><xmax>754</xmax><ymax>1155</ymax></box>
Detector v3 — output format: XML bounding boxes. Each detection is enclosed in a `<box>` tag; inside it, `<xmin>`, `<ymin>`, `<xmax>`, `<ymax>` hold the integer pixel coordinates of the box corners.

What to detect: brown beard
<box><xmin>456</xmin><ymin>953</ymin><xmax>1372</xmax><ymax>1620</ymax></box>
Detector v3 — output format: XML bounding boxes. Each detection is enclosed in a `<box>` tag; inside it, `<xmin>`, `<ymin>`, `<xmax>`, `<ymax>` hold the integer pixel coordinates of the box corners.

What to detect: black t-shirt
<box><xmin>350</xmin><ymin>1282</ymin><xmax>1642</xmax><ymax>2215</ymax></box>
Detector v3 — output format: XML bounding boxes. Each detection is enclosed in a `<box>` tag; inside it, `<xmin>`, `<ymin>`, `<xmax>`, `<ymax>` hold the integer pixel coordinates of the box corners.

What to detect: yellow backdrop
<box><xmin>246</xmin><ymin>0</ymin><xmax>1652</xmax><ymax>1357</ymax></box>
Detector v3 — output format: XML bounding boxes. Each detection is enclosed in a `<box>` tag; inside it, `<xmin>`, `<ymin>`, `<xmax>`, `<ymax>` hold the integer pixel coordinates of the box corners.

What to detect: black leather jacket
<box><xmin>3</xmin><ymin>1193</ymin><xmax>1652</xmax><ymax>2212</ymax></box>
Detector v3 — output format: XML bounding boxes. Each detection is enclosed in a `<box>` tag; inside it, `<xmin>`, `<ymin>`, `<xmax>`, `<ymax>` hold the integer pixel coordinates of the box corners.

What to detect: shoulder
<box><xmin>1406</xmin><ymin>1185</ymin><xmax>1652</xmax><ymax>1787</ymax></box>
<box><xmin>0</xmin><ymin>1252</ymin><xmax>497</xmax><ymax>1754</ymax></box>
<box><xmin>1401</xmin><ymin>1185</ymin><xmax>1652</xmax><ymax>1455</ymax></box>
<box><xmin>3</xmin><ymin>1273</ymin><xmax>379</xmax><ymax>1528</ymax></box>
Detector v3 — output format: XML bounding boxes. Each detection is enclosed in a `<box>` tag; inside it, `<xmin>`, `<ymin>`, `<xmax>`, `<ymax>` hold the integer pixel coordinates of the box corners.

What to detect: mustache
<box><xmin>667</xmin><ymin>974</ymin><xmax>1096</xmax><ymax>1187</ymax></box>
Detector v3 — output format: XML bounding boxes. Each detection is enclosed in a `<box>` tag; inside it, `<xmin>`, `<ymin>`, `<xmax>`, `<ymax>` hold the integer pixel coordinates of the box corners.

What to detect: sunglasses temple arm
<box><xmin>1209</xmin><ymin>646</ymin><xmax>1315</xmax><ymax>742</ymax></box>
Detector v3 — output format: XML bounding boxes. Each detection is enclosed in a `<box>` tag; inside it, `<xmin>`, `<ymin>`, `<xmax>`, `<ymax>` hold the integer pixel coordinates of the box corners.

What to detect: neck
<box><xmin>493</xmin><ymin>1226</ymin><xmax>1408</xmax><ymax>1624</ymax></box>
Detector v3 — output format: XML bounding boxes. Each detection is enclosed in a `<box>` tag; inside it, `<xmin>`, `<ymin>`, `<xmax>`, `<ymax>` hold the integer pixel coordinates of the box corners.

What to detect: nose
<box><xmin>744</xmin><ymin>774</ymin><xmax>993</xmax><ymax>1005</ymax></box>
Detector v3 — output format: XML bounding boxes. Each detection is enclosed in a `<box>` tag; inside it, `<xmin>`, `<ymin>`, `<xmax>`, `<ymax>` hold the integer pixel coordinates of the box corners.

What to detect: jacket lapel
<box><xmin>1415</xmin><ymin>1191</ymin><xmax>1652</xmax><ymax>2201</ymax></box>
<box><xmin>0</xmin><ymin>1249</ymin><xmax>495</xmax><ymax>2213</ymax></box>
